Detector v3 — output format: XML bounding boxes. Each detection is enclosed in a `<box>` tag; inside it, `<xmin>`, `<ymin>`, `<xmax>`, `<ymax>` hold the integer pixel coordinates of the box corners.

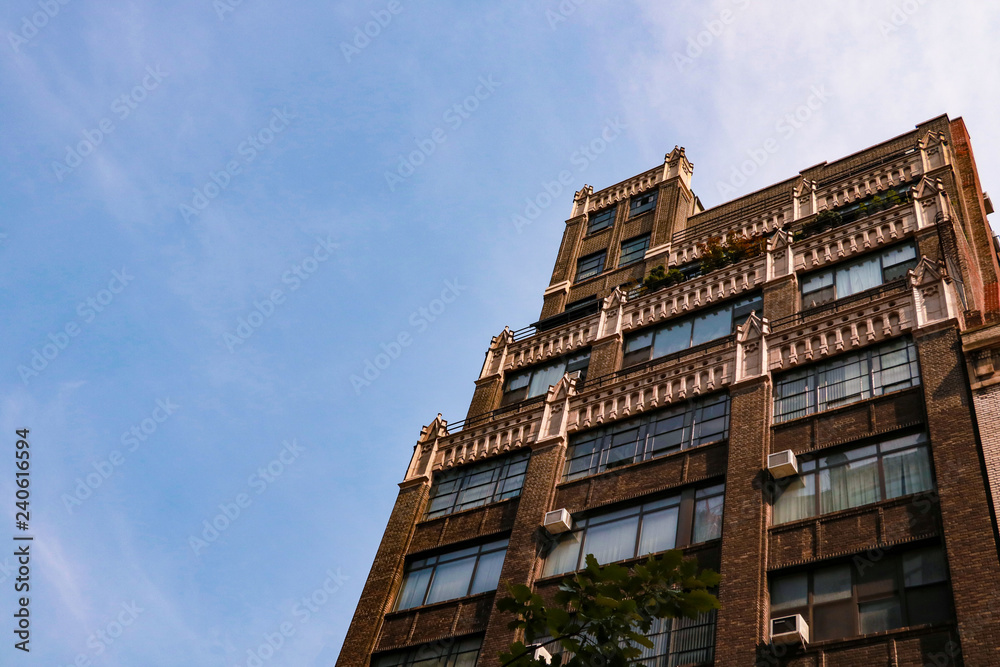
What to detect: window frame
<box><xmin>769</xmin><ymin>544</ymin><xmax>952</xmax><ymax>642</ymax></box>
<box><xmin>771</xmin><ymin>431</ymin><xmax>934</xmax><ymax>524</ymax></box>
<box><xmin>575</xmin><ymin>250</ymin><xmax>607</xmax><ymax>282</ymax></box>
<box><xmin>372</xmin><ymin>635</ymin><xmax>483</xmax><ymax>667</ymax></box>
<box><xmin>564</xmin><ymin>393</ymin><xmax>730</xmax><ymax>481</ymax></box>
<box><xmin>541</xmin><ymin>609</ymin><xmax>717</xmax><ymax>667</ymax></box>
<box><xmin>395</xmin><ymin>539</ymin><xmax>509</xmax><ymax>611</ymax></box>
<box><xmin>800</xmin><ymin>242</ymin><xmax>919</xmax><ymax>308</ymax></box>
<box><xmin>772</xmin><ymin>337</ymin><xmax>921</xmax><ymax>423</ymax></box>
<box><xmin>586</xmin><ymin>206</ymin><xmax>616</xmax><ymax>235</ymax></box>
<box><xmin>621</xmin><ymin>293</ymin><xmax>763</xmax><ymax>368</ymax></box>
<box><xmin>619</xmin><ymin>233</ymin><xmax>651</xmax><ymax>267</ymax></box>
<box><xmin>425</xmin><ymin>451</ymin><xmax>531</xmax><ymax>520</ymax></box>
<box><xmin>541</xmin><ymin>483</ymin><xmax>725</xmax><ymax>578</ymax></box>
<box><xmin>629</xmin><ymin>190</ymin><xmax>658</xmax><ymax>218</ymax></box>
<box><xmin>501</xmin><ymin>351</ymin><xmax>590</xmax><ymax>407</ymax></box>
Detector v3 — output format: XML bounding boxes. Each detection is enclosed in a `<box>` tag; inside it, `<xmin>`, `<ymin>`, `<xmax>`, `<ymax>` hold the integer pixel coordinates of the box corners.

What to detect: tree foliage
<box><xmin>496</xmin><ymin>551</ymin><xmax>720</xmax><ymax>667</ymax></box>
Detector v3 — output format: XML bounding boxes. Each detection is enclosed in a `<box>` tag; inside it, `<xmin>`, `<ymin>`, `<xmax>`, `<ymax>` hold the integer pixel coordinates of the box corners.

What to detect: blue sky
<box><xmin>1</xmin><ymin>1</ymin><xmax>998</xmax><ymax>665</ymax></box>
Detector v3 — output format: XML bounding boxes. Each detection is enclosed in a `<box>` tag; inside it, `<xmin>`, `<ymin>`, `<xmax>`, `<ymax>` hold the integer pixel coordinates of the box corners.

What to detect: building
<box><xmin>337</xmin><ymin>115</ymin><xmax>1000</xmax><ymax>666</ymax></box>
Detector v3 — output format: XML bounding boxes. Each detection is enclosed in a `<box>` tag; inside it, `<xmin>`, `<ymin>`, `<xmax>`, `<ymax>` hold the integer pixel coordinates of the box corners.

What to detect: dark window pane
<box><xmin>630</xmin><ymin>190</ymin><xmax>657</xmax><ymax>216</ymax></box>
<box><xmin>814</xmin><ymin>600</ymin><xmax>856</xmax><ymax>641</ymax></box>
<box><xmin>905</xmin><ymin>584</ymin><xmax>952</xmax><ymax>626</ymax></box>
<box><xmin>587</xmin><ymin>206</ymin><xmax>616</xmax><ymax>234</ymax></box>
<box><xmin>859</xmin><ymin>598</ymin><xmax>903</xmax><ymax>633</ymax></box>
<box><xmin>576</xmin><ymin>251</ymin><xmax>606</xmax><ymax>281</ymax></box>
<box><xmin>619</xmin><ymin>234</ymin><xmax>651</xmax><ymax>267</ymax></box>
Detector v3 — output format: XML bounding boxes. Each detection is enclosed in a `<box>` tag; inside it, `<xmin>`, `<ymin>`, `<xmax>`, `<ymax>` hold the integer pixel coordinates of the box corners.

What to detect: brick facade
<box><xmin>337</xmin><ymin>116</ymin><xmax>1000</xmax><ymax>667</ymax></box>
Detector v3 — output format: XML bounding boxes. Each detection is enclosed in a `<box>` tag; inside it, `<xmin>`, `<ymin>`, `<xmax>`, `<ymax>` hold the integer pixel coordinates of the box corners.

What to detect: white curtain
<box><xmin>883</xmin><ymin>447</ymin><xmax>933</xmax><ymax>498</ymax></box>
<box><xmin>774</xmin><ymin>475</ymin><xmax>816</xmax><ymax>524</ymax></box>
<box><xmin>820</xmin><ymin>457</ymin><xmax>880</xmax><ymax>512</ymax></box>
<box><xmin>638</xmin><ymin>507</ymin><xmax>679</xmax><ymax>555</ymax></box>
<box><xmin>836</xmin><ymin>255</ymin><xmax>882</xmax><ymax>297</ymax></box>
<box><xmin>543</xmin><ymin>532</ymin><xmax>583</xmax><ymax>577</ymax></box>
<box><xmin>584</xmin><ymin>515</ymin><xmax>640</xmax><ymax>565</ymax></box>
<box><xmin>527</xmin><ymin>359</ymin><xmax>567</xmax><ymax>398</ymax></box>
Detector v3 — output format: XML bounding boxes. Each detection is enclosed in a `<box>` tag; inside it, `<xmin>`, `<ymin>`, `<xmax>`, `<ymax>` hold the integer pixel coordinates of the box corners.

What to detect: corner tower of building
<box><xmin>338</xmin><ymin>115</ymin><xmax>1000</xmax><ymax>667</ymax></box>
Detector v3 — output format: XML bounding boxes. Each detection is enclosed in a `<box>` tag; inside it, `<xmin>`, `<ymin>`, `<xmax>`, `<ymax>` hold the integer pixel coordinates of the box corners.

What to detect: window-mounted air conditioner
<box><xmin>532</xmin><ymin>645</ymin><xmax>553</xmax><ymax>664</ymax></box>
<box><xmin>543</xmin><ymin>509</ymin><xmax>573</xmax><ymax>534</ymax></box>
<box><xmin>767</xmin><ymin>450</ymin><xmax>799</xmax><ymax>479</ymax></box>
<box><xmin>770</xmin><ymin>614</ymin><xmax>809</xmax><ymax>646</ymax></box>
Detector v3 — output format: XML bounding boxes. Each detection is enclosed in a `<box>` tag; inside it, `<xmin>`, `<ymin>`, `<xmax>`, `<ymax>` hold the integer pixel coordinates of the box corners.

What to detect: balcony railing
<box><xmin>770</xmin><ymin>278</ymin><xmax>909</xmax><ymax>329</ymax></box>
<box><xmin>511</xmin><ymin>299</ymin><xmax>602</xmax><ymax>342</ymax></box>
<box><xmin>445</xmin><ymin>395</ymin><xmax>547</xmax><ymax>433</ymax></box>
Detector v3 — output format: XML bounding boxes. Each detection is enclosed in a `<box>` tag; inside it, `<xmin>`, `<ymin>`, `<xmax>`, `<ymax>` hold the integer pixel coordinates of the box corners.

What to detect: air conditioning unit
<box><xmin>532</xmin><ymin>645</ymin><xmax>553</xmax><ymax>664</ymax></box>
<box><xmin>767</xmin><ymin>450</ymin><xmax>799</xmax><ymax>479</ymax></box>
<box><xmin>543</xmin><ymin>509</ymin><xmax>573</xmax><ymax>534</ymax></box>
<box><xmin>770</xmin><ymin>614</ymin><xmax>809</xmax><ymax>646</ymax></box>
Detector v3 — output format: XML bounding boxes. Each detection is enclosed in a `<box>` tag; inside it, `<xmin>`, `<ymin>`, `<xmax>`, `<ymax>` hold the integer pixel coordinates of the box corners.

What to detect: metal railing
<box><xmin>770</xmin><ymin>278</ymin><xmax>909</xmax><ymax>330</ymax></box>
<box><xmin>444</xmin><ymin>395</ymin><xmax>547</xmax><ymax>434</ymax></box>
<box><xmin>582</xmin><ymin>335</ymin><xmax>737</xmax><ymax>392</ymax></box>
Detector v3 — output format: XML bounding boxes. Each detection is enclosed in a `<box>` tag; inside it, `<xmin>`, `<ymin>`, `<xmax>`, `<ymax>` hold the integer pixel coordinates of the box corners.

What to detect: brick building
<box><xmin>337</xmin><ymin>115</ymin><xmax>1000</xmax><ymax>666</ymax></box>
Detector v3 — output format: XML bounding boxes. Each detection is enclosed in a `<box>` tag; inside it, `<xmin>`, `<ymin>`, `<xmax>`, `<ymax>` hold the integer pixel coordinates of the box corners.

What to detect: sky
<box><xmin>0</xmin><ymin>1</ymin><xmax>998</xmax><ymax>665</ymax></box>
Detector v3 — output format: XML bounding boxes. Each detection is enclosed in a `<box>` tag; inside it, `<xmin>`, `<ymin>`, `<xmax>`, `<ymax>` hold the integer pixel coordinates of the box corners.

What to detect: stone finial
<box><xmin>767</xmin><ymin>229</ymin><xmax>795</xmax><ymax>279</ymax></box>
<box><xmin>480</xmin><ymin>327</ymin><xmax>514</xmax><ymax>379</ymax></box>
<box><xmin>918</xmin><ymin>130</ymin><xmax>950</xmax><ymax>172</ymax></box>
<box><xmin>571</xmin><ymin>184</ymin><xmax>594</xmax><ymax>218</ymax></box>
<box><xmin>664</xmin><ymin>146</ymin><xmax>693</xmax><ymax>188</ymax></box>
<box><xmin>405</xmin><ymin>413</ymin><xmax>449</xmax><ymax>481</ymax></box>
<box><xmin>735</xmin><ymin>312</ymin><xmax>770</xmax><ymax>382</ymax></box>
<box><xmin>539</xmin><ymin>373</ymin><xmax>580</xmax><ymax>443</ymax></box>
<box><xmin>909</xmin><ymin>257</ymin><xmax>962</xmax><ymax>329</ymax></box>
<box><xmin>911</xmin><ymin>176</ymin><xmax>951</xmax><ymax>229</ymax></box>
<box><xmin>793</xmin><ymin>177</ymin><xmax>818</xmax><ymax>220</ymax></box>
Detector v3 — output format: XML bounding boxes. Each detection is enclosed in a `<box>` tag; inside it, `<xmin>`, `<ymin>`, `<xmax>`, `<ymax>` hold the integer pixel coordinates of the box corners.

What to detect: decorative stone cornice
<box><xmin>571</xmin><ymin>185</ymin><xmax>593</xmax><ymax>218</ymax></box>
<box><xmin>597</xmin><ymin>286</ymin><xmax>628</xmax><ymax>341</ymax></box>
<box><xmin>911</xmin><ymin>175</ymin><xmax>952</xmax><ymax>229</ymax></box>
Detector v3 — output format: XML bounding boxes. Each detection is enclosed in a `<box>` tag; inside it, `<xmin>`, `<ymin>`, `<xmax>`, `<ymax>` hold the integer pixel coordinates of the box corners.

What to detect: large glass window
<box><xmin>565</xmin><ymin>394</ymin><xmax>729</xmax><ymax>481</ymax></box>
<box><xmin>619</xmin><ymin>234</ymin><xmax>651</xmax><ymax>267</ymax></box>
<box><xmin>502</xmin><ymin>351</ymin><xmax>590</xmax><ymax>407</ymax></box>
<box><xmin>396</xmin><ymin>539</ymin><xmax>508</xmax><ymax>610</ymax></box>
<box><xmin>587</xmin><ymin>206</ymin><xmax>616</xmax><ymax>235</ymax></box>
<box><xmin>373</xmin><ymin>636</ymin><xmax>482</xmax><ymax>667</ymax></box>
<box><xmin>770</xmin><ymin>545</ymin><xmax>952</xmax><ymax>642</ymax></box>
<box><xmin>542</xmin><ymin>485</ymin><xmax>724</xmax><ymax>577</ymax></box>
<box><xmin>773</xmin><ymin>337</ymin><xmax>921</xmax><ymax>423</ymax></box>
<box><xmin>622</xmin><ymin>295</ymin><xmax>762</xmax><ymax>368</ymax></box>
<box><xmin>576</xmin><ymin>251</ymin><xmax>606</xmax><ymax>281</ymax></box>
<box><xmin>801</xmin><ymin>243</ymin><xmax>918</xmax><ymax>308</ymax></box>
<box><xmin>630</xmin><ymin>190</ymin><xmax>658</xmax><ymax>217</ymax></box>
<box><xmin>773</xmin><ymin>432</ymin><xmax>933</xmax><ymax>524</ymax></box>
<box><xmin>541</xmin><ymin>610</ymin><xmax>717</xmax><ymax>667</ymax></box>
<box><xmin>425</xmin><ymin>452</ymin><xmax>530</xmax><ymax>520</ymax></box>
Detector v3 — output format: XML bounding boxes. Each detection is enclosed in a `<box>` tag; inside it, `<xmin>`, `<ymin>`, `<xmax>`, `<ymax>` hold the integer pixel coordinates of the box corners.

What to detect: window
<box><xmin>772</xmin><ymin>432</ymin><xmax>933</xmax><ymax>524</ymax></box>
<box><xmin>619</xmin><ymin>234</ymin><xmax>651</xmax><ymax>267</ymax></box>
<box><xmin>425</xmin><ymin>452</ymin><xmax>530</xmax><ymax>519</ymax></box>
<box><xmin>542</xmin><ymin>485</ymin><xmax>724</xmax><ymax>577</ymax></box>
<box><xmin>630</xmin><ymin>190</ymin><xmax>658</xmax><ymax>217</ymax></box>
<box><xmin>373</xmin><ymin>636</ymin><xmax>482</xmax><ymax>667</ymax></box>
<box><xmin>801</xmin><ymin>243</ymin><xmax>918</xmax><ymax>308</ymax></box>
<box><xmin>622</xmin><ymin>294</ymin><xmax>762</xmax><ymax>368</ymax></box>
<box><xmin>587</xmin><ymin>206</ymin><xmax>616</xmax><ymax>235</ymax></box>
<box><xmin>395</xmin><ymin>539</ymin><xmax>508</xmax><ymax>610</ymax></box>
<box><xmin>565</xmin><ymin>394</ymin><xmax>729</xmax><ymax>481</ymax></box>
<box><xmin>576</xmin><ymin>251</ymin><xmax>606</xmax><ymax>281</ymax></box>
<box><xmin>502</xmin><ymin>351</ymin><xmax>590</xmax><ymax>406</ymax></box>
<box><xmin>770</xmin><ymin>545</ymin><xmax>952</xmax><ymax>642</ymax></box>
<box><xmin>541</xmin><ymin>610</ymin><xmax>717</xmax><ymax>667</ymax></box>
<box><xmin>773</xmin><ymin>337</ymin><xmax>921</xmax><ymax>423</ymax></box>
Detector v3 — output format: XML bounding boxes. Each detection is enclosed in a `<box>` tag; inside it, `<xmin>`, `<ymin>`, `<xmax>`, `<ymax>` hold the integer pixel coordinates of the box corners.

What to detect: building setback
<box><xmin>338</xmin><ymin>114</ymin><xmax>1000</xmax><ymax>666</ymax></box>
